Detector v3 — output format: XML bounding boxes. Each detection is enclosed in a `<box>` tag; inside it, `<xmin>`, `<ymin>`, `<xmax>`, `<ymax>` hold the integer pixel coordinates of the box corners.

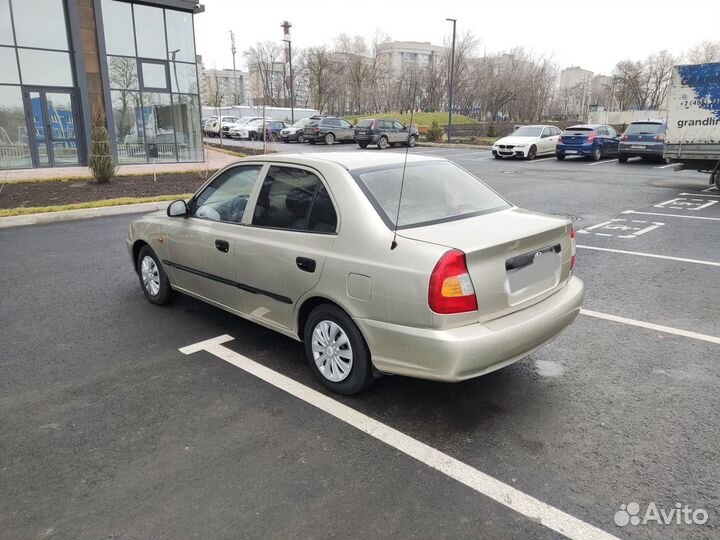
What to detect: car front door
<box><xmin>164</xmin><ymin>164</ymin><xmax>265</xmax><ymax>312</ymax></box>
<box><xmin>233</xmin><ymin>164</ymin><xmax>338</xmax><ymax>333</ymax></box>
<box><xmin>338</xmin><ymin>119</ymin><xmax>354</xmax><ymax>141</ymax></box>
<box><xmin>393</xmin><ymin>121</ymin><xmax>408</xmax><ymax>143</ymax></box>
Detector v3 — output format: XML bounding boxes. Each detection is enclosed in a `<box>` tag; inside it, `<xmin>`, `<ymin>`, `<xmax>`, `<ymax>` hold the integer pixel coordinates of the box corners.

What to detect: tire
<box><xmin>618</xmin><ymin>153</ymin><xmax>629</xmax><ymax>163</ymax></box>
<box><xmin>137</xmin><ymin>245</ymin><xmax>176</xmax><ymax>305</ymax></box>
<box><xmin>358</xmin><ymin>143</ymin><xmax>368</xmax><ymax>149</ymax></box>
<box><xmin>494</xmin><ymin>154</ymin><xmax>502</xmax><ymax>159</ymax></box>
<box><xmin>304</xmin><ymin>304</ymin><xmax>374</xmax><ymax>395</ymax></box>
<box><xmin>527</xmin><ymin>145</ymin><xmax>537</xmax><ymax>160</ymax></box>
<box><xmin>309</xmin><ymin>140</ymin><xmax>316</xmax><ymax>145</ymax></box>
<box><xmin>556</xmin><ymin>154</ymin><xmax>565</xmax><ymax>161</ymax></box>
<box><xmin>270</xmin><ymin>132</ymin><xmax>278</xmax><ymax>142</ymax></box>
<box><xmin>712</xmin><ymin>170</ymin><xmax>720</xmax><ymax>191</ymax></box>
<box><xmin>296</xmin><ymin>133</ymin><xmax>305</xmax><ymax>144</ymax></box>
<box><xmin>591</xmin><ymin>146</ymin><xmax>602</xmax><ymax>161</ymax></box>
<box><xmin>408</xmin><ymin>135</ymin><xmax>417</xmax><ymax>147</ymax></box>
<box><xmin>324</xmin><ymin>132</ymin><xmax>335</xmax><ymax>145</ymax></box>
<box><xmin>377</xmin><ymin>136</ymin><xmax>389</xmax><ymax>150</ymax></box>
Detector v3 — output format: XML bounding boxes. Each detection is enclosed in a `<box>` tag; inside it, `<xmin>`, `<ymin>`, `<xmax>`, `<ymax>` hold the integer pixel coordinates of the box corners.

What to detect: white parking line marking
<box><xmin>680</xmin><ymin>192</ymin><xmax>720</xmax><ymax>198</ymax></box>
<box><xmin>581</xmin><ymin>310</ymin><xmax>720</xmax><ymax>345</ymax></box>
<box><xmin>653</xmin><ymin>163</ymin><xmax>675</xmax><ymax>169</ymax></box>
<box><xmin>588</xmin><ymin>159</ymin><xmax>617</xmax><ymax>166</ymax></box>
<box><xmin>577</xmin><ymin>245</ymin><xmax>720</xmax><ymax>267</ymax></box>
<box><xmin>577</xmin><ymin>218</ymin><xmax>664</xmax><ymax>238</ymax></box>
<box><xmin>439</xmin><ymin>152</ymin><xmax>489</xmax><ymax>158</ymax></box>
<box><xmin>622</xmin><ymin>210</ymin><xmax>720</xmax><ymax>221</ymax></box>
<box><xmin>180</xmin><ymin>335</ymin><xmax>620</xmax><ymax>540</ymax></box>
<box><xmin>654</xmin><ymin>197</ymin><xmax>719</xmax><ymax>211</ymax></box>
<box><xmin>702</xmin><ymin>186</ymin><xmax>718</xmax><ymax>192</ymax></box>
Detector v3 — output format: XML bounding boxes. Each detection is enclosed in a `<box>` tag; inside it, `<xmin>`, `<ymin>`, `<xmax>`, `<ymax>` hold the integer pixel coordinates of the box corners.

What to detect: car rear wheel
<box><xmin>304</xmin><ymin>304</ymin><xmax>374</xmax><ymax>395</ymax></box>
<box><xmin>556</xmin><ymin>154</ymin><xmax>565</xmax><ymax>160</ymax></box>
<box><xmin>297</xmin><ymin>133</ymin><xmax>305</xmax><ymax>144</ymax></box>
<box><xmin>591</xmin><ymin>146</ymin><xmax>602</xmax><ymax>161</ymax></box>
<box><xmin>270</xmin><ymin>132</ymin><xmax>278</xmax><ymax>142</ymax></box>
<box><xmin>527</xmin><ymin>145</ymin><xmax>537</xmax><ymax>160</ymax></box>
<box><xmin>358</xmin><ymin>142</ymin><xmax>368</xmax><ymax>149</ymax></box>
<box><xmin>377</xmin><ymin>136</ymin><xmax>389</xmax><ymax>150</ymax></box>
<box><xmin>408</xmin><ymin>135</ymin><xmax>417</xmax><ymax>147</ymax></box>
<box><xmin>324</xmin><ymin>133</ymin><xmax>335</xmax><ymax>145</ymax></box>
<box><xmin>618</xmin><ymin>153</ymin><xmax>629</xmax><ymax>163</ymax></box>
<box><xmin>137</xmin><ymin>245</ymin><xmax>176</xmax><ymax>305</ymax></box>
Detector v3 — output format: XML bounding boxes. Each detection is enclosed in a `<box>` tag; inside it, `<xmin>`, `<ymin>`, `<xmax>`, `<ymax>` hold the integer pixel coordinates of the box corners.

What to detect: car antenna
<box><xmin>391</xmin><ymin>82</ymin><xmax>418</xmax><ymax>250</ymax></box>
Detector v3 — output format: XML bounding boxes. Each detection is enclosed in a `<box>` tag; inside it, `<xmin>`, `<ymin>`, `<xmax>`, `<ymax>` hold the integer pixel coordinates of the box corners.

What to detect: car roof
<box><xmin>249</xmin><ymin>152</ymin><xmax>444</xmax><ymax>171</ymax></box>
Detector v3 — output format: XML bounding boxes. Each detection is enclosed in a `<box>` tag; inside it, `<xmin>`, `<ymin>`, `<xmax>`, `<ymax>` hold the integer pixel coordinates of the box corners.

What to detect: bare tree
<box><xmin>245</xmin><ymin>42</ymin><xmax>283</xmax><ymax>106</ymax></box>
<box><xmin>305</xmin><ymin>46</ymin><xmax>339</xmax><ymax>114</ymax></box>
<box><xmin>686</xmin><ymin>40</ymin><xmax>720</xmax><ymax>64</ymax></box>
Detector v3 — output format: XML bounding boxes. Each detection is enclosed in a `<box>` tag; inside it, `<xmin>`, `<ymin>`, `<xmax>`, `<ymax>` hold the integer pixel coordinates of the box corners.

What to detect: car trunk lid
<box><xmin>400</xmin><ymin>208</ymin><xmax>572</xmax><ymax>321</ymax></box>
<box><xmin>561</xmin><ymin>128</ymin><xmax>594</xmax><ymax>146</ymax></box>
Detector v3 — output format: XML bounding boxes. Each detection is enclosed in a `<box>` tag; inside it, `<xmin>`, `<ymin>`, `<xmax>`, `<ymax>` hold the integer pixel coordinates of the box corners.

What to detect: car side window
<box><xmin>553</xmin><ymin>127</ymin><xmax>561</xmax><ymax>135</ymax></box>
<box><xmin>380</xmin><ymin>120</ymin><xmax>391</xmax><ymax>130</ymax></box>
<box><xmin>192</xmin><ymin>165</ymin><xmax>263</xmax><ymax>224</ymax></box>
<box><xmin>540</xmin><ymin>128</ymin><xmax>549</xmax><ymax>138</ymax></box>
<box><xmin>340</xmin><ymin>119</ymin><xmax>353</xmax><ymax>128</ymax></box>
<box><xmin>252</xmin><ymin>166</ymin><xmax>337</xmax><ymax>233</ymax></box>
<box><xmin>597</xmin><ymin>126</ymin><xmax>609</xmax><ymax>136</ymax></box>
<box><xmin>393</xmin><ymin>121</ymin><xmax>405</xmax><ymax>130</ymax></box>
<box><xmin>326</xmin><ymin>118</ymin><xmax>341</xmax><ymax>127</ymax></box>
<box><xmin>606</xmin><ymin>126</ymin><xmax>618</xmax><ymax>137</ymax></box>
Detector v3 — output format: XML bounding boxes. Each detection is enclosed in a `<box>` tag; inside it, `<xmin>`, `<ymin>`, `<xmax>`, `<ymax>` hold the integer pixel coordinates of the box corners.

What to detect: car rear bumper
<box><xmin>618</xmin><ymin>141</ymin><xmax>664</xmax><ymax>156</ymax></box>
<box><xmin>356</xmin><ymin>276</ymin><xmax>584</xmax><ymax>382</ymax></box>
<box><xmin>355</xmin><ymin>134</ymin><xmax>380</xmax><ymax>144</ymax></box>
<box><xmin>556</xmin><ymin>145</ymin><xmax>592</xmax><ymax>156</ymax></box>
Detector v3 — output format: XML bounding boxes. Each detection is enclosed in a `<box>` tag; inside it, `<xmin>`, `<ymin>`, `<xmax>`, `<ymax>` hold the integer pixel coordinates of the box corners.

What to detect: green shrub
<box><xmin>88</xmin><ymin>109</ymin><xmax>117</xmax><ymax>184</ymax></box>
<box><xmin>486</xmin><ymin>124</ymin><xmax>496</xmax><ymax>138</ymax></box>
<box><xmin>426</xmin><ymin>120</ymin><xmax>444</xmax><ymax>142</ymax></box>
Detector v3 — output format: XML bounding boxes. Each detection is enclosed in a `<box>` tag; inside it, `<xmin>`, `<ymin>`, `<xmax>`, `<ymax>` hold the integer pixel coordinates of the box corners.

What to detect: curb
<box><xmin>416</xmin><ymin>142</ymin><xmax>493</xmax><ymax>150</ymax></box>
<box><xmin>0</xmin><ymin>201</ymin><xmax>171</xmax><ymax>229</ymax></box>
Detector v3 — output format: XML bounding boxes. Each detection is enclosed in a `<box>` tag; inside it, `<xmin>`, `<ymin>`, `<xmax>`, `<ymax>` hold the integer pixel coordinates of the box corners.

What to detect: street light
<box><xmin>281</xmin><ymin>20</ymin><xmax>294</xmax><ymax>124</ymax></box>
<box><xmin>446</xmin><ymin>18</ymin><xmax>457</xmax><ymax>144</ymax></box>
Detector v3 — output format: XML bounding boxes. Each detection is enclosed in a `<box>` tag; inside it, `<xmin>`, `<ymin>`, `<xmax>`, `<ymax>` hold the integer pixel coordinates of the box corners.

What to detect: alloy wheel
<box><xmin>140</xmin><ymin>256</ymin><xmax>160</xmax><ymax>297</ymax></box>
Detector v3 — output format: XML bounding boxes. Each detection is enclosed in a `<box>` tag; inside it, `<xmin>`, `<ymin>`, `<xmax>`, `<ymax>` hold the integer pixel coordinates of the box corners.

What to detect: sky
<box><xmin>194</xmin><ymin>0</ymin><xmax>720</xmax><ymax>75</ymax></box>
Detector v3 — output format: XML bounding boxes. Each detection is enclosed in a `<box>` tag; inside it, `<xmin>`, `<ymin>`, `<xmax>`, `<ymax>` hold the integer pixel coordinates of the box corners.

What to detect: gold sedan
<box><xmin>128</xmin><ymin>152</ymin><xmax>584</xmax><ymax>394</ymax></box>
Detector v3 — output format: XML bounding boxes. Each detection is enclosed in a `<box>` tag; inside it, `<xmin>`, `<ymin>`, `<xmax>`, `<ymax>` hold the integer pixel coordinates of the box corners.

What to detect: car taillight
<box><xmin>655</xmin><ymin>133</ymin><xmax>664</xmax><ymax>141</ymax></box>
<box><xmin>314</xmin><ymin>127</ymin><xmax>320</xmax><ymax>133</ymax></box>
<box><xmin>586</xmin><ymin>132</ymin><xmax>595</xmax><ymax>142</ymax></box>
<box><xmin>428</xmin><ymin>249</ymin><xmax>478</xmax><ymax>314</ymax></box>
<box><xmin>570</xmin><ymin>225</ymin><xmax>576</xmax><ymax>271</ymax></box>
<box><xmin>371</xmin><ymin>120</ymin><xmax>377</xmax><ymax>129</ymax></box>
<box><xmin>622</xmin><ymin>134</ymin><xmax>629</xmax><ymax>140</ymax></box>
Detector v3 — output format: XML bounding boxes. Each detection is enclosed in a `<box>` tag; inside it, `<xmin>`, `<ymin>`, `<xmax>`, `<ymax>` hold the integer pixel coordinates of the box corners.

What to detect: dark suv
<box><xmin>303</xmin><ymin>117</ymin><xmax>355</xmax><ymax>145</ymax></box>
<box><xmin>354</xmin><ymin>119</ymin><xmax>419</xmax><ymax>149</ymax></box>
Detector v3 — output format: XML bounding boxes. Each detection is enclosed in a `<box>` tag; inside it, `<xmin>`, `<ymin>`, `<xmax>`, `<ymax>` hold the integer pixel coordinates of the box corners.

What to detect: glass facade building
<box><xmin>0</xmin><ymin>0</ymin><xmax>204</xmax><ymax>170</ymax></box>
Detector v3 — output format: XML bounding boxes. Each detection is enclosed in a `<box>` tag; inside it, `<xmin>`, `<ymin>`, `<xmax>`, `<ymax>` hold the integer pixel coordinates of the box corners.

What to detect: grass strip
<box><xmin>0</xmin><ymin>194</ymin><xmax>193</xmax><ymax>217</ymax></box>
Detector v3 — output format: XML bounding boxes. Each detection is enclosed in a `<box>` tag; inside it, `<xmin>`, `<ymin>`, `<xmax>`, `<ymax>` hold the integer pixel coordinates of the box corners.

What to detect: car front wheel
<box><xmin>297</xmin><ymin>133</ymin><xmax>305</xmax><ymax>144</ymax></box>
<box><xmin>527</xmin><ymin>145</ymin><xmax>537</xmax><ymax>160</ymax></box>
<box><xmin>137</xmin><ymin>245</ymin><xmax>176</xmax><ymax>305</ymax></box>
<box><xmin>408</xmin><ymin>135</ymin><xmax>417</xmax><ymax>147</ymax></box>
<box><xmin>304</xmin><ymin>304</ymin><xmax>374</xmax><ymax>395</ymax></box>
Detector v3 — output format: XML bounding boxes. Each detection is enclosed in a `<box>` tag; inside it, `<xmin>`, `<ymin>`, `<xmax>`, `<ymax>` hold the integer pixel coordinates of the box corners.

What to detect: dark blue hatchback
<box><xmin>556</xmin><ymin>124</ymin><xmax>620</xmax><ymax>161</ymax></box>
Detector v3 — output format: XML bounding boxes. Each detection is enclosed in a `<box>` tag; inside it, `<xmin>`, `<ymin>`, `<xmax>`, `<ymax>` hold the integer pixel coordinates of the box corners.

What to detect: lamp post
<box><xmin>446</xmin><ymin>18</ymin><xmax>457</xmax><ymax>144</ymax></box>
<box><xmin>230</xmin><ymin>31</ymin><xmax>238</xmax><ymax>105</ymax></box>
<box><xmin>281</xmin><ymin>20</ymin><xmax>294</xmax><ymax>124</ymax></box>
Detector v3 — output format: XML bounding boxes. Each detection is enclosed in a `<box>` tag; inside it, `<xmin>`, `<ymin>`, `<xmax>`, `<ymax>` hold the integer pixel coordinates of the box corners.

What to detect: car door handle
<box><xmin>296</xmin><ymin>257</ymin><xmax>316</xmax><ymax>273</ymax></box>
<box><xmin>215</xmin><ymin>239</ymin><xmax>230</xmax><ymax>253</ymax></box>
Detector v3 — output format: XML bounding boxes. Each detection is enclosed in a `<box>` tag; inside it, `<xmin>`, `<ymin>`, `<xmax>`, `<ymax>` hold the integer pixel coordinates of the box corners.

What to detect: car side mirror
<box><xmin>167</xmin><ymin>199</ymin><xmax>188</xmax><ymax>218</ymax></box>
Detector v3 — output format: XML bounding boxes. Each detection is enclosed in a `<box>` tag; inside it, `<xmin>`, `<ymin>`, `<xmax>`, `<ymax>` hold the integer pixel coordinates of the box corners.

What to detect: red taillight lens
<box><xmin>655</xmin><ymin>133</ymin><xmax>665</xmax><ymax>141</ymax></box>
<box><xmin>622</xmin><ymin>134</ymin><xmax>629</xmax><ymax>140</ymax></box>
<box><xmin>586</xmin><ymin>132</ymin><xmax>595</xmax><ymax>142</ymax></box>
<box><xmin>570</xmin><ymin>225</ymin><xmax>576</xmax><ymax>271</ymax></box>
<box><xmin>371</xmin><ymin>120</ymin><xmax>377</xmax><ymax>129</ymax></box>
<box><xmin>428</xmin><ymin>249</ymin><xmax>478</xmax><ymax>314</ymax></box>
<box><xmin>314</xmin><ymin>127</ymin><xmax>320</xmax><ymax>133</ymax></box>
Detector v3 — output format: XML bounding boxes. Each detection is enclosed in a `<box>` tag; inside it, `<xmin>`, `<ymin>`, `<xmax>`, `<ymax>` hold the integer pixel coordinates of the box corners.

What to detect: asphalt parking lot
<box><xmin>1</xmin><ymin>144</ymin><xmax>718</xmax><ymax>540</ymax></box>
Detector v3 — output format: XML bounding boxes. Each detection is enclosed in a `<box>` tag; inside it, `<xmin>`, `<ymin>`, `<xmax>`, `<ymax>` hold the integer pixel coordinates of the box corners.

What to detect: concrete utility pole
<box><xmin>446</xmin><ymin>18</ymin><xmax>457</xmax><ymax>144</ymax></box>
<box><xmin>230</xmin><ymin>30</ymin><xmax>238</xmax><ymax>105</ymax></box>
<box><xmin>281</xmin><ymin>21</ymin><xmax>294</xmax><ymax>124</ymax></box>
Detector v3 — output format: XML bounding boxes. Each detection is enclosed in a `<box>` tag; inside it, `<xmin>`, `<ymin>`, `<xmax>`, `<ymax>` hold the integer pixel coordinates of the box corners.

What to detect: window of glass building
<box><xmin>0</xmin><ymin>0</ymin><xmax>14</xmax><ymax>46</ymax></box>
<box><xmin>18</xmin><ymin>49</ymin><xmax>73</xmax><ymax>87</ymax></box>
<box><xmin>0</xmin><ymin>85</ymin><xmax>32</xmax><ymax>169</ymax></box>
<box><xmin>12</xmin><ymin>0</ymin><xmax>69</xmax><ymax>51</ymax></box>
<box><xmin>102</xmin><ymin>0</ymin><xmax>201</xmax><ymax>165</ymax></box>
<box><xmin>0</xmin><ymin>47</ymin><xmax>20</xmax><ymax>85</ymax></box>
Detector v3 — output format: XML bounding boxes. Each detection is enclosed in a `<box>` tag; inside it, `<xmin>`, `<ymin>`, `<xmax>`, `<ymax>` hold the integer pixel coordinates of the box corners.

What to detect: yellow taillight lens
<box><xmin>441</xmin><ymin>273</ymin><xmax>474</xmax><ymax>297</ymax></box>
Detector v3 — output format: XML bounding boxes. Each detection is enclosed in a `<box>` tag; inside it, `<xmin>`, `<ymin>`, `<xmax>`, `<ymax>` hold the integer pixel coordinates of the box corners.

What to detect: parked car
<box><xmin>229</xmin><ymin>118</ymin><xmax>272</xmax><ymax>140</ymax></box>
<box><xmin>354</xmin><ymin>119</ymin><xmax>419</xmax><ymax>149</ymax></box>
<box><xmin>128</xmin><ymin>152</ymin><xmax>584</xmax><ymax>395</ymax></box>
<box><xmin>492</xmin><ymin>125</ymin><xmax>562</xmax><ymax>160</ymax></box>
<box><xmin>229</xmin><ymin>116</ymin><xmax>271</xmax><ymax>139</ymax></box>
<box><xmin>556</xmin><ymin>124</ymin><xmax>621</xmax><ymax>161</ymax></box>
<box><xmin>206</xmin><ymin>116</ymin><xmax>240</xmax><ymax>137</ymax></box>
<box><xmin>258</xmin><ymin>121</ymin><xmax>291</xmax><ymax>142</ymax></box>
<box><xmin>303</xmin><ymin>117</ymin><xmax>355</xmax><ymax>145</ymax></box>
<box><xmin>618</xmin><ymin>120</ymin><xmax>666</xmax><ymax>163</ymax></box>
<box><xmin>280</xmin><ymin>117</ymin><xmax>320</xmax><ymax>143</ymax></box>
<box><xmin>202</xmin><ymin>116</ymin><xmax>217</xmax><ymax>136</ymax></box>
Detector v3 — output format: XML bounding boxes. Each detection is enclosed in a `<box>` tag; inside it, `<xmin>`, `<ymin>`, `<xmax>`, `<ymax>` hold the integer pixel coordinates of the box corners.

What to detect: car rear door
<box><xmin>233</xmin><ymin>164</ymin><xmax>338</xmax><ymax>332</ymax></box>
<box><xmin>164</xmin><ymin>164</ymin><xmax>265</xmax><ymax>312</ymax></box>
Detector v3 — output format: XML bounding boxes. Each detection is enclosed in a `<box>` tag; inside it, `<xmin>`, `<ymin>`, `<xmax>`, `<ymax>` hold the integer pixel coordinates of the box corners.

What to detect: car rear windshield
<box><xmin>625</xmin><ymin>122</ymin><xmax>664</xmax><ymax>135</ymax></box>
<box><xmin>352</xmin><ymin>161</ymin><xmax>510</xmax><ymax>229</ymax></box>
<box><xmin>356</xmin><ymin>119</ymin><xmax>374</xmax><ymax>128</ymax></box>
<box><xmin>511</xmin><ymin>126</ymin><xmax>543</xmax><ymax>137</ymax></box>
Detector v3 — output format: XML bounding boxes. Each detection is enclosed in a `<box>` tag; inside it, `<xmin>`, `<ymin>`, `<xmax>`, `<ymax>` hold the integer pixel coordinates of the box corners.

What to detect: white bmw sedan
<box><xmin>492</xmin><ymin>125</ymin><xmax>562</xmax><ymax>160</ymax></box>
